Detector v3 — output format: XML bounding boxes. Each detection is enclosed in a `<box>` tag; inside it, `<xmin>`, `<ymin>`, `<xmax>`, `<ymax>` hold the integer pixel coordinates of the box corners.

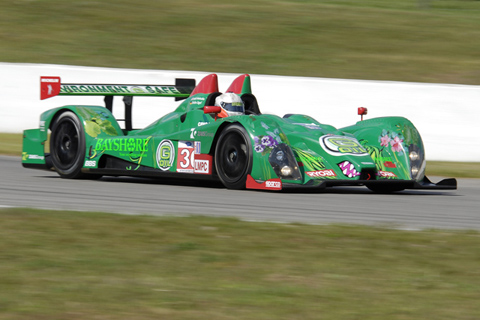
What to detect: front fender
<box><xmin>341</xmin><ymin>117</ymin><xmax>426</xmax><ymax>181</ymax></box>
<box><xmin>235</xmin><ymin>115</ymin><xmax>293</xmax><ymax>182</ymax></box>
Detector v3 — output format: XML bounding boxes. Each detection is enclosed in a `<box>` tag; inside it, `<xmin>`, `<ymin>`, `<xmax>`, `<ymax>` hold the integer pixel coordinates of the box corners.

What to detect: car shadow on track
<box><xmin>98</xmin><ymin>176</ymin><xmax>226</xmax><ymax>189</ymax></box>
<box><xmin>40</xmin><ymin>174</ymin><xmax>458</xmax><ymax>196</ymax></box>
<box><xmin>288</xmin><ymin>186</ymin><xmax>459</xmax><ymax>196</ymax></box>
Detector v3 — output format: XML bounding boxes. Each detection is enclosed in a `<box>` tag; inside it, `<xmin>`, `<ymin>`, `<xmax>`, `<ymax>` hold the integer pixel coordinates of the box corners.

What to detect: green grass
<box><xmin>0</xmin><ymin>133</ymin><xmax>22</xmax><ymax>156</ymax></box>
<box><xmin>1</xmin><ymin>208</ymin><xmax>480</xmax><ymax>320</ymax></box>
<box><xmin>426</xmin><ymin>161</ymin><xmax>480</xmax><ymax>179</ymax></box>
<box><xmin>2</xmin><ymin>0</ymin><xmax>480</xmax><ymax>84</ymax></box>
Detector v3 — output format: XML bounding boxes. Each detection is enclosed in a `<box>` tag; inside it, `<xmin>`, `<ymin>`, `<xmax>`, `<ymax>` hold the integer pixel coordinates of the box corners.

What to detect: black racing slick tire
<box><xmin>215</xmin><ymin>124</ymin><xmax>253</xmax><ymax>190</ymax></box>
<box><xmin>50</xmin><ymin>111</ymin><xmax>87</xmax><ymax>179</ymax></box>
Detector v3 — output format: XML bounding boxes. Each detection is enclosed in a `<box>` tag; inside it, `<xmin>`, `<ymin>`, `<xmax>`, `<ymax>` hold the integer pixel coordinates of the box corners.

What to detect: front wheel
<box><xmin>50</xmin><ymin>111</ymin><xmax>86</xmax><ymax>179</ymax></box>
<box><xmin>215</xmin><ymin>124</ymin><xmax>253</xmax><ymax>189</ymax></box>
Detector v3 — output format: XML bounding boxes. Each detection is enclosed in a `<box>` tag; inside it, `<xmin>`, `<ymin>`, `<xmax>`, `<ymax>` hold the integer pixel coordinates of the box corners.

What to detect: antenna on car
<box><xmin>358</xmin><ymin>107</ymin><xmax>368</xmax><ymax>121</ymax></box>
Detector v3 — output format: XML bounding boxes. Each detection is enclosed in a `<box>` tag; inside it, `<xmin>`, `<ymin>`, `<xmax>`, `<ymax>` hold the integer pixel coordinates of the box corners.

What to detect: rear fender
<box><xmin>22</xmin><ymin>106</ymin><xmax>123</xmax><ymax>168</ymax></box>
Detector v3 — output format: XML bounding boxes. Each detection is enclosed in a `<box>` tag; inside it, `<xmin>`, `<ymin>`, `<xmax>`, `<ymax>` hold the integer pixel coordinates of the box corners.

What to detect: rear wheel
<box><xmin>50</xmin><ymin>111</ymin><xmax>86</xmax><ymax>179</ymax></box>
<box><xmin>215</xmin><ymin>124</ymin><xmax>253</xmax><ymax>189</ymax></box>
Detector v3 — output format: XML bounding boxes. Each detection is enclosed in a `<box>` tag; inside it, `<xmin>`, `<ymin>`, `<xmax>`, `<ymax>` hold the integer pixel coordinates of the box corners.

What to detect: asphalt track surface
<box><xmin>2</xmin><ymin>155</ymin><xmax>479</xmax><ymax>230</ymax></box>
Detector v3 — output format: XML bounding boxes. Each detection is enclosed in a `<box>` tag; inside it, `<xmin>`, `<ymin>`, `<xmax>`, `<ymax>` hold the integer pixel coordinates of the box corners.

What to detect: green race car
<box><xmin>22</xmin><ymin>73</ymin><xmax>456</xmax><ymax>192</ymax></box>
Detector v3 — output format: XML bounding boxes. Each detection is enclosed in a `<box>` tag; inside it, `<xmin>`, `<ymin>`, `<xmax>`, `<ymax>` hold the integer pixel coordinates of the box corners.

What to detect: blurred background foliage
<box><xmin>2</xmin><ymin>0</ymin><xmax>480</xmax><ymax>84</ymax></box>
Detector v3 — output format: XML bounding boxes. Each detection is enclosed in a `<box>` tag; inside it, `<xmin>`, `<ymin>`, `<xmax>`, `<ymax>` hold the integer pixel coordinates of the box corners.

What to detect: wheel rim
<box><xmin>218</xmin><ymin>132</ymin><xmax>248</xmax><ymax>183</ymax></box>
<box><xmin>53</xmin><ymin>119</ymin><xmax>80</xmax><ymax>169</ymax></box>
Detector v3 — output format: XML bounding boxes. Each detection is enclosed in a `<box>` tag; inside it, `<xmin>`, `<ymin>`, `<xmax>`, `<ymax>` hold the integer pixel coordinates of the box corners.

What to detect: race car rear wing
<box><xmin>40</xmin><ymin>76</ymin><xmax>196</xmax><ymax>131</ymax></box>
<box><xmin>40</xmin><ymin>76</ymin><xmax>195</xmax><ymax>100</ymax></box>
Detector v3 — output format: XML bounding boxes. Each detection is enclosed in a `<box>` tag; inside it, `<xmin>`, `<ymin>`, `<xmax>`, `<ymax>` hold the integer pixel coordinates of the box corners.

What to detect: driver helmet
<box><xmin>215</xmin><ymin>93</ymin><xmax>245</xmax><ymax>117</ymax></box>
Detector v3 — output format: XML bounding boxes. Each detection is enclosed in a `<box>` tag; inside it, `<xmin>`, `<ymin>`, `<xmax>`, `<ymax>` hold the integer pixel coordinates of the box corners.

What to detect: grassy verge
<box><xmin>0</xmin><ymin>133</ymin><xmax>22</xmax><ymax>156</ymax></box>
<box><xmin>3</xmin><ymin>133</ymin><xmax>478</xmax><ymax>178</ymax></box>
<box><xmin>2</xmin><ymin>0</ymin><xmax>480</xmax><ymax>84</ymax></box>
<box><xmin>1</xmin><ymin>208</ymin><xmax>480</xmax><ymax>320</ymax></box>
<box><xmin>425</xmin><ymin>161</ymin><xmax>480</xmax><ymax>179</ymax></box>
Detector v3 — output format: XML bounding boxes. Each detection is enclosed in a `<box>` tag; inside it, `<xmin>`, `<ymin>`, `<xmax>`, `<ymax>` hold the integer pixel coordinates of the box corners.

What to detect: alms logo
<box><xmin>156</xmin><ymin>140</ymin><xmax>175</xmax><ymax>171</ymax></box>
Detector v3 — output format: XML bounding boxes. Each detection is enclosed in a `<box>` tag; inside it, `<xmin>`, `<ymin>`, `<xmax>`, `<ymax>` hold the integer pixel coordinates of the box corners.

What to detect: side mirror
<box><xmin>204</xmin><ymin>106</ymin><xmax>221</xmax><ymax>114</ymax></box>
<box><xmin>204</xmin><ymin>106</ymin><xmax>222</xmax><ymax>120</ymax></box>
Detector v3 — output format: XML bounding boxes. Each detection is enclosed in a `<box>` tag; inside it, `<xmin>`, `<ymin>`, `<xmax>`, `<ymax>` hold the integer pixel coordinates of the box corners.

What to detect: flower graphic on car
<box><xmin>261</xmin><ymin>135</ymin><xmax>276</xmax><ymax>147</ymax></box>
<box><xmin>380</xmin><ymin>134</ymin><xmax>391</xmax><ymax>147</ymax></box>
<box><xmin>390</xmin><ymin>136</ymin><xmax>404</xmax><ymax>152</ymax></box>
<box><xmin>379</xmin><ymin>130</ymin><xmax>405</xmax><ymax>155</ymax></box>
<box><xmin>254</xmin><ymin>135</ymin><xmax>279</xmax><ymax>154</ymax></box>
<box><xmin>255</xmin><ymin>144</ymin><xmax>265</xmax><ymax>153</ymax></box>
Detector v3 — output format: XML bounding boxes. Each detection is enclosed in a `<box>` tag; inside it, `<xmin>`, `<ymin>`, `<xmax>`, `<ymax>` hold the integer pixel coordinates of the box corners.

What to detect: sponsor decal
<box><xmin>246</xmin><ymin>175</ymin><xmax>282</xmax><ymax>190</ymax></box>
<box><xmin>177</xmin><ymin>141</ymin><xmax>212</xmax><ymax>174</ymax></box>
<box><xmin>84</xmin><ymin>160</ymin><xmax>96</xmax><ymax>167</ymax></box>
<box><xmin>39</xmin><ymin>121</ymin><xmax>46</xmax><ymax>132</ymax></box>
<box><xmin>377</xmin><ymin>171</ymin><xmax>397</xmax><ymax>178</ymax></box>
<box><xmin>194</xmin><ymin>154</ymin><xmax>212</xmax><ymax>175</ymax></box>
<box><xmin>177</xmin><ymin>141</ymin><xmax>195</xmax><ymax>173</ymax></box>
<box><xmin>190</xmin><ymin>97</ymin><xmax>206</xmax><ymax>105</ymax></box>
<box><xmin>95</xmin><ymin>138</ymin><xmax>149</xmax><ymax>153</ymax></box>
<box><xmin>378</xmin><ymin>156</ymin><xmax>393</xmax><ymax>162</ymax></box>
<box><xmin>320</xmin><ymin>135</ymin><xmax>368</xmax><ymax>156</ymax></box>
<box><xmin>22</xmin><ymin>153</ymin><xmax>45</xmax><ymax>161</ymax></box>
<box><xmin>190</xmin><ymin>126</ymin><xmax>213</xmax><ymax>139</ymax></box>
<box><xmin>59</xmin><ymin>84</ymin><xmax>182</xmax><ymax>95</ymax></box>
<box><xmin>156</xmin><ymin>140</ymin><xmax>175</xmax><ymax>171</ymax></box>
<box><xmin>40</xmin><ymin>76</ymin><xmax>61</xmax><ymax>99</ymax></box>
<box><xmin>265</xmin><ymin>180</ymin><xmax>282</xmax><ymax>189</ymax></box>
<box><xmin>41</xmin><ymin>78</ymin><xmax>60</xmax><ymax>83</ymax></box>
<box><xmin>306</xmin><ymin>169</ymin><xmax>337</xmax><ymax>178</ymax></box>
<box><xmin>28</xmin><ymin>154</ymin><xmax>45</xmax><ymax>160</ymax></box>
<box><xmin>194</xmin><ymin>141</ymin><xmax>201</xmax><ymax>154</ymax></box>
<box><xmin>196</xmin><ymin>131</ymin><xmax>214</xmax><ymax>137</ymax></box>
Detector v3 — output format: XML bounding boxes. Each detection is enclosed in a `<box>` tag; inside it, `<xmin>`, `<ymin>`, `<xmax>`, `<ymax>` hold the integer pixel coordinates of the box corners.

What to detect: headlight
<box><xmin>411</xmin><ymin>166</ymin><xmax>419</xmax><ymax>177</ymax></box>
<box><xmin>408</xmin><ymin>144</ymin><xmax>425</xmax><ymax>181</ymax></box>
<box><xmin>409</xmin><ymin>151</ymin><xmax>419</xmax><ymax>161</ymax></box>
<box><xmin>268</xmin><ymin>144</ymin><xmax>302</xmax><ymax>181</ymax></box>
<box><xmin>281</xmin><ymin>166</ymin><xmax>293</xmax><ymax>176</ymax></box>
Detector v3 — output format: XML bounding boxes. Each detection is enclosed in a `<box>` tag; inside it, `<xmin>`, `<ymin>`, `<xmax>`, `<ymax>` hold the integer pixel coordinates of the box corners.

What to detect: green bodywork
<box><xmin>22</xmin><ymin>74</ymin><xmax>433</xmax><ymax>189</ymax></box>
